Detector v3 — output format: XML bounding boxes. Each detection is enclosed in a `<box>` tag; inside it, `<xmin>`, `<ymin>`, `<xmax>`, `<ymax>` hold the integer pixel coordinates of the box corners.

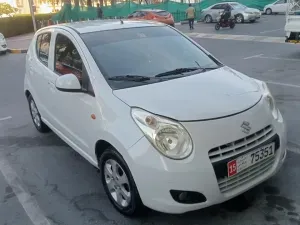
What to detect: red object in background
<box><xmin>227</xmin><ymin>160</ymin><xmax>237</xmax><ymax>177</ymax></box>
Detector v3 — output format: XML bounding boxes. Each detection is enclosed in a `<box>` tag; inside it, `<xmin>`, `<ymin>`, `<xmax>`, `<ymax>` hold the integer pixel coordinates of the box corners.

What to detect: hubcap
<box><xmin>267</xmin><ymin>9</ymin><xmax>271</xmax><ymax>14</ymax></box>
<box><xmin>104</xmin><ymin>159</ymin><xmax>131</xmax><ymax>207</ymax></box>
<box><xmin>236</xmin><ymin>16</ymin><xmax>242</xmax><ymax>23</ymax></box>
<box><xmin>30</xmin><ymin>100</ymin><xmax>41</xmax><ymax>127</ymax></box>
<box><xmin>205</xmin><ymin>16</ymin><xmax>211</xmax><ymax>22</ymax></box>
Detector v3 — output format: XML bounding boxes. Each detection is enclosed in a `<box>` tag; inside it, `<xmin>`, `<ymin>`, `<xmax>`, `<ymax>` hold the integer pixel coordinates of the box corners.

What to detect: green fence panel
<box><xmin>52</xmin><ymin>0</ymin><xmax>276</xmax><ymax>23</ymax></box>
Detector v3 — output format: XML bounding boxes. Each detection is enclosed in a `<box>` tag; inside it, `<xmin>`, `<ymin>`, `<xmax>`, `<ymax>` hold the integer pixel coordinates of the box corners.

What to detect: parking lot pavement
<box><xmin>177</xmin><ymin>15</ymin><xmax>286</xmax><ymax>37</ymax></box>
<box><xmin>1</xmin><ymin>34</ymin><xmax>300</xmax><ymax>225</ymax></box>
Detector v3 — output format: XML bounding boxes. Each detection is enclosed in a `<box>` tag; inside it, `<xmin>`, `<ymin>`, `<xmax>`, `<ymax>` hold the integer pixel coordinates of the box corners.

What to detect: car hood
<box><xmin>113</xmin><ymin>66</ymin><xmax>262</xmax><ymax>121</ymax></box>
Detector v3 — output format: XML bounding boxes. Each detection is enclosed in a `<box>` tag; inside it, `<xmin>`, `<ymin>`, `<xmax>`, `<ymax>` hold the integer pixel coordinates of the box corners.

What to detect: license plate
<box><xmin>227</xmin><ymin>142</ymin><xmax>275</xmax><ymax>177</ymax></box>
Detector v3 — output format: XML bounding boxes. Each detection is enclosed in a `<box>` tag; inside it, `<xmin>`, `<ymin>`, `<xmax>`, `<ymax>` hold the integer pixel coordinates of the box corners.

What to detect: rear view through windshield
<box><xmin>81</xmin><ymin>26</ymin><xmax>221</xmax><ymax>89</ymax></box>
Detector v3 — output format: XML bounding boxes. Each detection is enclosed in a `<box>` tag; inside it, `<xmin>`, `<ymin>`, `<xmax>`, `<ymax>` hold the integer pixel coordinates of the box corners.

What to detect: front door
<box><xmin>273</xmin><ymin>0</ymin><xmax>288</xmax><ymax>13</ymax></box>
<box><xmin>47</xmin><ymin>30</ymin><xmax>99</xmax><ymax>159</ymax></box>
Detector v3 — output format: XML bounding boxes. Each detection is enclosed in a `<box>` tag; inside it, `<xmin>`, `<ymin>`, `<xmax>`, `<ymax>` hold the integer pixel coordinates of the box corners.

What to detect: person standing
<box><xmin>97</xmin><ymin>3</ymin><xmax>103</xmax><ymax>19</ymax></box>
<box><xmin>186</xmin><ymin>3</ymin><xmax>195</xmax><ymax>30</ymax></box>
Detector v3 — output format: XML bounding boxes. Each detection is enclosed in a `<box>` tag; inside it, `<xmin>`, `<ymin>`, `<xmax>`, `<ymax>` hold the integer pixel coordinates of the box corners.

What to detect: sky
<box><xmin>0</xmin><ymin>0</ymin><xmax>16</xmax><ymax>7</ymax></box>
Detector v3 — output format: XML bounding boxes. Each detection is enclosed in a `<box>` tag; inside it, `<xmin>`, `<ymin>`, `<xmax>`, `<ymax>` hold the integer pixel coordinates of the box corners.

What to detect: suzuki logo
<box><xmin>241</xmin><ymin>121</ymin><xmax>251</xmax><ymax>134</ymax></box>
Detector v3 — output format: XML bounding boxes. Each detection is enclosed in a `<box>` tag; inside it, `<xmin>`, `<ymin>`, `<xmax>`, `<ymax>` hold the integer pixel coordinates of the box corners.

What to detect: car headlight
<box><xmin>131</xmin><ymin>108</ymin><xmax>193</xmax><ymax>160</ymax></box>
<box><xmin>261</xmin><ymin>81</ymin><xmax>279</xmax><ymax>119</ymax></box>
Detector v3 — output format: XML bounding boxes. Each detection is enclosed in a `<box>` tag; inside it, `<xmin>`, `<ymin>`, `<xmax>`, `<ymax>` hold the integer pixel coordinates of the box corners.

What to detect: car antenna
<box><xmin>120</xmin><ymin>19</ymin><xmax>124</xmax><ymax>24</ymax></box>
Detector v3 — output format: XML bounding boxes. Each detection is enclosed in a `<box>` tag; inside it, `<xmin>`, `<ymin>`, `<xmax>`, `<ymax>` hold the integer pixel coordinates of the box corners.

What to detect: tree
<box><xmin>0</xmin><ymin>3</ymin><xmax>18</xmax><ymax>17</ymax></box>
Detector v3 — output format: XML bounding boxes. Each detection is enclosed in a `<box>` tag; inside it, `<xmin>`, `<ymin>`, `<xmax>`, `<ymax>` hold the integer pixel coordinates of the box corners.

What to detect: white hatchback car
<box><xmin>24</xmin><ymin>20</ymin><xmax>287</xmax><ymax>216</ymax></box>
<box><xmin>264</xmin><ymin>0</ymin><xmax>288</xmax><ymax>15</ymax></box>
<box><xmin>0</xmin><ymin>33</ymin><xmax>7</xmax><ymax>54</ymax></box>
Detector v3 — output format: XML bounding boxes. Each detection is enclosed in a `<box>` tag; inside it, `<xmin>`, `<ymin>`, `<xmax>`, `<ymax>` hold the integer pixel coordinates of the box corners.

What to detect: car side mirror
<box><xmin>55</xmin><ymin>74</ymin><xmax>81</xmax><ymax>92</ymax></box>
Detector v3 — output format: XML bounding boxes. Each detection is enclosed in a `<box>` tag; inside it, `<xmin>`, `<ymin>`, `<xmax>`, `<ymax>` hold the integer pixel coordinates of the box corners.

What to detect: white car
<box><xmin>0</xmin><ymin>33</ymin><xmax>7</xmax><ymax>54</ymax></box>
<box><xmin>264</xmin><ymin>0</ymin><xmax>288</xmax><ymax>15</ymax></box>
<box><xmin>24</xmin><ymin>20</ymin><xmax>287</xmax><ymax>216</ymax></box>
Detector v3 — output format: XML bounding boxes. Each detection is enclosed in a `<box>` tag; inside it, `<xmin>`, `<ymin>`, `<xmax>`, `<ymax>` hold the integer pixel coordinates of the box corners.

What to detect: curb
<box><xmin>7</xmin><ymin>49</ymin><xmax>28</xmax><ymax>54</ymax></box>
<box><xmin>177</xmin><ymin>20</ymin><xmax>200</xmax><ymax>25</ymax></box>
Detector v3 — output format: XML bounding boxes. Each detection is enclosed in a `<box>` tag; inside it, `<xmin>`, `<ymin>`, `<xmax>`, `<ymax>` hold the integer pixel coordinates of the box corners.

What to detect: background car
<box><xmin>0</xmin><ymin>33</ymin><xmax>7</xmax><ymax>54</ymax></box>
<box><xmin>127</xmin><ymin>9</ymin><xmax>175</xmax><ymax>27</ymax></box>
<box><xmin>201</xmin><ymin>2</ymin><xmax>261</xmax><ymax>23</ymax></box>
<box><xmin>264</xmin><ymin>0</ymin><xmax>288</xmax><ymax>15</ymax></box>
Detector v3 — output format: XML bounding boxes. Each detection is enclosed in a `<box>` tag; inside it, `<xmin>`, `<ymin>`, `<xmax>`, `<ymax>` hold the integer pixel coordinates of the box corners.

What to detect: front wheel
<box><xmin>266</xmin><ymin>8</ymin><xmax>272</xmax><ymax>15</ymax></box>
<box><xmin>230</xmin><ymin>22</ymin><xmax>235</xmax><ymax>29</ymax></box>
<box><xmin>235</xmin><ymin>14</ymin><xmax>244</xmax><ymax>23</ymax></box>
<box><xmin>215</xmin><ymin>23</ymin><xmax>221</xmax><ymax>30</ymax></box>
<box><xmin>100</xmin><ymin>147</ymin><xmax>145</xmax><ymax>216</ymax></box>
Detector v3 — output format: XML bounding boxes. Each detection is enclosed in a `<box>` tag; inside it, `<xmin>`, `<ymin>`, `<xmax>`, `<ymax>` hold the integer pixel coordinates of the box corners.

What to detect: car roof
<box><xmin>50</xmin><ymin>19</ymin><xmax>166</xmax><ymax>34</ymax></box>
<box><xmin>138</xmin><ymin>9</ymin><xmax>167</xmax><ymax>12</ymax></box>
<box><xmin>212</xmin><ymin>1</ymin><xmax>240</xmax><ymax>5</ymax></box>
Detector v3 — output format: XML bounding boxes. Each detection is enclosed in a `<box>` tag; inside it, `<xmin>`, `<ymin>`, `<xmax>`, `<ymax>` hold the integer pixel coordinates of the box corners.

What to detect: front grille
<box><xmin>218</xmin><ymin>155</ymin><xmax>275</xmax><ymax>193</ymax></box>
<box><xmin>209</xmin><ymin>125</ymin><xmax>274</xmax><ymax>163</ymax></box>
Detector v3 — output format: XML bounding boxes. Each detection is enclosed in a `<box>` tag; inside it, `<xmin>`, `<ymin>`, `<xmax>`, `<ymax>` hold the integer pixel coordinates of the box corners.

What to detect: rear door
<box><xmin>210</xmin><ymin>4</ymin><xmax>224</xmax><ymax>20</ymax></box>
<box><xmin>28</xmin><ymin>31</ymin><xmax>53</xmax><ymax>121</ymax></box>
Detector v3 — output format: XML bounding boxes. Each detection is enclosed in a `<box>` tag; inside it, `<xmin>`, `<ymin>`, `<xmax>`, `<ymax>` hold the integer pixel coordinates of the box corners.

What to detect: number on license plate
<box><xmin>227</xmin><ymin>142</ymin><xmax>275</xmax><ymax>177</ymax></box>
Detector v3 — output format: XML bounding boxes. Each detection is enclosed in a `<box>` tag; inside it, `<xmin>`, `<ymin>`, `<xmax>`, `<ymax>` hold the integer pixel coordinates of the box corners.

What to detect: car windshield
<box><xmin>231</xmin><ymin>3</ymin><xmax>247</xmax><ymax>9</ymax></box>
<box><xmin>81</xmin><ymin>26</ymin><xmax>221</xmax><ymax>89</ymax></box>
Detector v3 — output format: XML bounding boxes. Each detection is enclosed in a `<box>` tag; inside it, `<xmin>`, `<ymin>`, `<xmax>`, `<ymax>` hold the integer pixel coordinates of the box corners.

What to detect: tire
<box><xmin>215</xmin><ymin>23</ymin><xmax>220</xmax><ymax>30</ymax></box>
<box><xmin>250</xmin><ymin>19</ymin><xmax>255</xmax><ymax>23</ymax></box>
<box><xmin>266</xmin><ymin>8</ymin><xmax>272</xmax><ymax>15</ymax></box>
<box><xmin>27</xmin><ymin>94</ymin><xmax>51</xmax><ymax>133</ymax></box>
<box><xmin>230</xmin><ymin>22</ymin><xmax>235</xmax><ymax>29</ymax></box>
<box><xmin>0</xmin><ymin>50</ymin><xmax>6</xmax><ymax>55</ymax></box>
<box><xmin>99</xmin><ymin>147</ymin><xmax>145</xmax><ymax>216</ymax></box>
<box><xmin>235</xmin><ymin>14</ymin><xmax>244</xmax><ymax>23</ymax></box>
<box><xmin>204</xmin><ymin>14</ymin><xmax>212</xmax><ymax>23</ymax></box>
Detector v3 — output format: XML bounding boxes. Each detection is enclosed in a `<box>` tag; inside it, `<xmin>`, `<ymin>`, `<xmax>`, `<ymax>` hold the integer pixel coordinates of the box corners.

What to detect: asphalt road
<box><xmin>1</xmin><ymin>15</ymin><xmax>300</xmax><ymax>225</ymax></box>
<box><xmin>180</xmin><ymin>14</ymin><xmax>286</xmax><ymax>37</ymax></box>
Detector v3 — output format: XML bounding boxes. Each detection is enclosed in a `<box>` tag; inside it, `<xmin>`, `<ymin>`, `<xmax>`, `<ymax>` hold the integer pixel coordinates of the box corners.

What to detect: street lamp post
<box><xmin>28</xmin><ymin>0</ymin><xmax>37</xmax><ymax>32</ymax></box>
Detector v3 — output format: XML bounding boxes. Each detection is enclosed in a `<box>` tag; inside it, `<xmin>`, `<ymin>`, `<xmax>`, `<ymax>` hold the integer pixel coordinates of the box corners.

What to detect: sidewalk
<box><xmin>6</xmin><ymin>33</ymin><xmax>34</xmax><ymax>52</ymax></box>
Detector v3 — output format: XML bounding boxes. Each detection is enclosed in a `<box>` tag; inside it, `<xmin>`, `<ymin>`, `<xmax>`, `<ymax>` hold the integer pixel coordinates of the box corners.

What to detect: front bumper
<box><xmin>243</xmin><ymin>13</ymin><xmax>257</xmax><ymax>21</ymax></box>
<box><xmin>127</xmin><ymin>100</ymin><xmax>287</xmax><ymax>214</ymax></box>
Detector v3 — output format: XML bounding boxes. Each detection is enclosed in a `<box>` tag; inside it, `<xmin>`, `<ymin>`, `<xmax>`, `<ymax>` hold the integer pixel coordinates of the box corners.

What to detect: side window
<box><xmin>54</xmin><ymin>34</ymin><xmax>83</xmax><ymax>82</ymax></box>
<box><xmin>211</xmin><ymin>4</ymin><xmax>221</xmax><ymax>9</ymax></box>
<box><xmin>36</xmin><ymin>33</ymin><xmax>51</xmax><ymax>66</ymax></box>
<box><xmin>54</xmin><ymin>33</ymin><xmax>94</xmax><ymax>96</ymax></box>
<box><xmin>219</xmin><ymin>4</ymin><xmax>227</xmax><ymax>9</ymax></box>
<box><xmin>138</xmin><ymin>11</ymin><xmax>146</xmax><ymax>17</ymax></box>
<box><xmin>275</xmin><ymin>0</ymin><xmax>285</xmax><ymax>4</ymax></box>
<box><xmin>129</xmin><ymin>11</ymin><xmax>139</xmax><ymax>18</ymax></box>
<box><xmin>36</xmin><ymin>35</ymin><xmax>42</xmax><ymax>56</ymax></box>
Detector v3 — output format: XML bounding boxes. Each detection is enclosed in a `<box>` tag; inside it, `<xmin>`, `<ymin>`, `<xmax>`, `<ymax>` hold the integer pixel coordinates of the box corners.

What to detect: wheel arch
<box><xmin>95</xmin><ymin>139</ymin><xmax>116</xmax><ymax>165</ymax></box>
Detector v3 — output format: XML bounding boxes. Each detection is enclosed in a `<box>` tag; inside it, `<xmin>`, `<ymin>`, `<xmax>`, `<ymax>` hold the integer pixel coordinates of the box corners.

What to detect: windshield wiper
<box><xmin>108</xmin><ymin>75</ymin><xmax>151</xmax><ymax>82</ymax></box>
<box><xmin>155</xmin><ymin>67</ymin><xmax>203</xmax><ymax>78</ymax></box>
